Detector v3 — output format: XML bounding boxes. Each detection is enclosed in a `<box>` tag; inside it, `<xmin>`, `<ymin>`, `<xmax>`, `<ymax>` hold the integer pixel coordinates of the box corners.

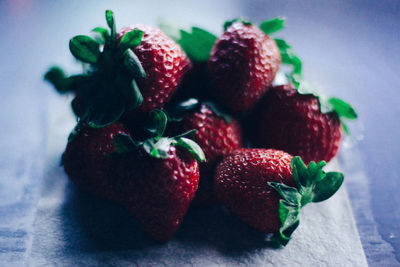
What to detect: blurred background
<box><xmin>0</xmin><ymin>0</ymin><xmax>399</xmax><ymax>265</ymax></box>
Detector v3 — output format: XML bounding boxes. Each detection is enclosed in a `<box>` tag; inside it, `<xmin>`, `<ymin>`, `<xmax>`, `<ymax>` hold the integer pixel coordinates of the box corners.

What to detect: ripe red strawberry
<box><xmin>214</xmin><ymin>148</ymin><xmax>344</xmax><ymax>246</ymax></box>
<box><xmin>167</xmin><ymin>101</ymin><xmax>243</xmax><ymax>205</ymax></box>
<box><xmin>113</xmin><ymin>110</ymin><xmax>205</xmax><ymax>242</ymax></box>
<box><xmin>118</xmin><ymin>24</ymin><xmax>191</xmax><ymax>113</ymax></box>
<box><xmin>252</xmin><ymin>84</ymin><xmax>346</xmax><ymax>164</ymax></box>
<box><xmin>45</xmin><ymin>10</ymin><xmax>191</xmax><ymax>128</ymax></box>
<box><xmin>116</xmin><ymin>146</ymin><xmax>199</xmax><ymax>242</ymax></box>
<box><xmin>62</xmin><ymin>122</ymin><xmax>129</xmax><ymax>202</ymax></box>
<box><xmin>208</xmin><ymin>19</ymin><xmax>281</xmax><ymax>112</ymax></box>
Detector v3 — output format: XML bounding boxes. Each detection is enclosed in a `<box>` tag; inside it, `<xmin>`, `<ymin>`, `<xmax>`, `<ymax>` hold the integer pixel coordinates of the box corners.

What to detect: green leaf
<box><xmin>274</xmin><ymin>38</ymin><xmax>291</xmax><ymax>51</ymax></box>
<box><xmin>275</xmin><ymin>38</ymin><xmax>302</xmax><ymax>76</ymax></box>
<box><xmin>341</xmin><ymin>121</ymin><xmax>350</xmax><ymax>135</ymax></box>
<box><xmin>267</xmin><ymin>157</ymin><xmax>344</xmax><ymax>246</ymax></box>
<box><xmin>105</xmin><ymin>10</ymin><xmax>117</xmax><ymax>42</ymax></box>
<box><xmin>291</xmin><ymin>156</ymin><xmax>309</xmax><ymax>188</ymax></box>
<box><xmin>145</xmin><ymin>109</ymin><xmax>167</xmax><ymax>138</ymax></box>
<box><xmin>223</xmin><ymin>18</ymin><xmax>252</xmax><ymax>30</ymax></box>
<box><xmin>289</xmin><ymin>54</ymin><xmax>302</xmax><ymax>75</ymax></box>
<box><xmin>179</xmin><ymin>27</ymin><xmax>217</xmax><ymax>62</ymax></box>
<box><xmin>120</xmin><ymin>29</ymin><xmax>143</xmax><ymax>50</ymax></box>
<box><xmin>92</xmin><ymin>27</ymin><xmax>109</xmax><ymax>43</ymax></box>
<box><xmin>174</xmin><ymin>137</ymin><xmax>206</xmax><ymax>162</ymax></box>
<box><xmin>328</xmin><ymin>97</ymin><xmax>358</xmax><ymax>120</ymax></box>
<box><xmin>113</xmin><ymin>133</ymin><xmax>138</xmax><ymax>153</ymax></box>
<box><xmin>124</xmin><ymin>49</ymin><xmax>146</xmax><ymax>79</ymax></box>
<box><xmin>44</xmin><ymin>66</ymin><xmax>70</xmax><ymax>93</ymax></box>
<box><xmin>313</xmin><ymin>172</ymin><xmax>344</xmax><ymax>202</ymax></box>
<box><xmin>69</xmin><ymin>35</ymin><xmax>100</xmax><ymax>64</ymax></box>
<box><xmin>260</xmin><ymin>17</ymin><xmax>286</xmax><ymax>35</ymax></box>
<box><xmin>143</xmin><ymin>138</ymin><xmax>172</xmax><ymax>159</ymax></box>
<box><xmin>157</xmin><ymin>18</ymin><xmax>181</xmax><ymax>42</ymax></box>
<box><xmin>166</xmin><ymin>98</ymin><xmax>199</xmax><ymax>122</ymax></box>
<box><xmin>268</xmin><ymin>182</ymin><xmax>301</xmax><ymax>205</ymax></box>
<box><xmin>105</xmin><ymin>10</ymin><xmax>115</xmax><ymax>31</ymax></box>
<box><xmin>290</xmin><ymin>156</ymin><xmax>344</xmax><ymax>207</ymax></box>
<box><xmin>129</xmin><ymin>79</ymin><xmax>144</xmax><ymax>110</ymax></box>
<box><xmin>44</xmin><ymin>67</ymin><xmax>90</xmax><ymax>95</ymax></box>
<box><xmin>270</xmin><ymin>200</ymin><xmax>300</xmax><ymax>246</ymax></box>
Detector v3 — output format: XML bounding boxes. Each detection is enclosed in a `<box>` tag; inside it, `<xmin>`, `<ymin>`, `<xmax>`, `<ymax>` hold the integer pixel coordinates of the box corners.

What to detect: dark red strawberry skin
<box><xmin>116</xmin><ymin>147</ymin><xmax>199</xmax><ymax>242</ymax></box>
<box><xmin>171</xmin><ymin>62</ymin><xmax>210</xmax><ymax>103</ymax></box>
<box><xmin>208</xmin><ymin>21</ymin><xmax>281</xmax><ymax>112</ymax></box>
<box><xmin>168</xmin><ymin>104</ymin><xmax>243</xmax><ymax>205</ymax></box>
<box><xmin>118</xmin><ymin>25</ymin><xmax>191</xmax><ymax>113</ymax></box>
<box><xmin>62</xmin><ymin>122</ymin><xmax>129</xmax><ymax>202</ymax></box>
<box><xmin>252</xmin><ymin>84</ymin><xmax>342</xmax><ymax>164</ymax></box>
<box><xmin>214</xmin><ymin>148</ymin><xmax>295</xmax><ymax>233</ymax></box>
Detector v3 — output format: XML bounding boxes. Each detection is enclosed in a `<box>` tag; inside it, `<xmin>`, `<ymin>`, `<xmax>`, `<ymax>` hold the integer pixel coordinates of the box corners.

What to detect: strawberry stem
<box><xmin>268</xmin><ymin>156</ymin><xmax>344</xmax><ymax>246</ymax></box>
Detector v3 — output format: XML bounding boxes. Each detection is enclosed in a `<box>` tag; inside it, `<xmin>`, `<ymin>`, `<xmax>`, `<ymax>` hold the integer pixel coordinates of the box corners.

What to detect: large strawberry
<box><xmin>251</xmin><ymin>84</ymin><xmax>357</xmax><ymax>163</ymax></box>
<box><xmin>62</xmin><ymin>121</ymin><xmax>129</xmax><ymax>202</ymax></box>
<box><xmin>208</xmin><ymin>19</ymin><xmax>281</xmax><ymax>112</ymax></box>
<box><xmin>166</xmin><ymin>100</ymin><xmax>243</xmax><ymax>205</ymax></box>
<box><xmin>45</xmin><ymin>10</ymin><xmax>190</xmax><ymax>127</ymax></box>
<box><xmin>114</xmin><ymin>110</ymin><xmax>205</xmax><ymax>242</ymax></box>
<box><xmin>214</xmin><ymin>148</ymin><xmax>344</xmax><ymax>246</ymax></box>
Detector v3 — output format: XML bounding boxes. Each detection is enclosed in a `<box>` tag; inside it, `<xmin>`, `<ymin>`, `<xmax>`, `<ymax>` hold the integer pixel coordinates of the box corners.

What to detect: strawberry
<box><xmin>208</xmin><ymin>19</ymin><xmax>281</xmax><ymax>112</ymax></box>
<box><xmin>251</xmin><ymin>84</ymin><xmax>357</xmax><ymax>164</ymax></box>
<box><xmin>166</xmin><ymin>100</ymin><xmax>243</xmax><ymax>205</ymax></box>
<box><xmin>114</xmin><ymin>110</ymin><xmax>205</xmax><ymax>242</ymax></box>
<box><xmin>214</xmin><ymin>148</ymin><xmax>344</xmax><ymax>246</ymax></box>
<box><xmin>118</xmin><ymin>24</ymin><xmax>191</xmax><ymax>113</ymax></box>
<box><xmin>45</xmin><ymin>10</ymin><xmax>190</xmax><ymax>128</ymax></box>
<box><xmin>62</xmin><ymin>121</ymin><xmax>129</xmax><ymax>202</ymax></box>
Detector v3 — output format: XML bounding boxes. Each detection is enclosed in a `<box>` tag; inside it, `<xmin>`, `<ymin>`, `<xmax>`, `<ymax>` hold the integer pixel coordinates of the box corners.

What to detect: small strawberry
<box><xmin>166</xmin><ymin>100</ymin><xmax>243</xmax><ymax>205</ymax></box>
<box><xmin>45</xmin><ymin>10</ymin><xmax>190</xmax><ymax>127</ymax></box>
<box><xmin>208</xmin><ymin>19</ymin><xmax>281</xmax><ymax>112</ymax></box>
<box><xmin>62</xmin><ymin>121</ymin><xmax>129</xmax><ymax>202</ymax></box>
<box><xmin>214</xmin><ymin>148</ymin><xmax>344</xmax><ymax>246</ymax></box>
<box><xmin>251</xmin><ymin>84</ymin><xmax>357</xmax><ymax>164</ymax></box>
<box><xmin>114</xmin><ymin>110</ymin><xmax>205</xmax><ymax>242</ymax></box>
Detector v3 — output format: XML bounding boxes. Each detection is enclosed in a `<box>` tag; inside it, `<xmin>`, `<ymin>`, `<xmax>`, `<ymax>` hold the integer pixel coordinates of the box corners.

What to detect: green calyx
<box><xmin>44</xmin><ymin>9</ymin><xmax>145</xmax><ymax>128</ymax></box>
<box><xmin>326</xmin><ymin>97</ymin><xmax>358</xmax><ymax>134</ymax></box>
<box><xmin>267</xmin><ymin>156</ymin><xmax>344</xmax><ymax>246</ymax></box>
<box><xmin>260</xmin><ymin>17</ymin><xmax>286</xmax><ymax>35</ymax></box>
<box><xmin>223</xmin><ymin>18</ymin><xmax>252</xmax><ymax>30</ymax></box>
<box><xmin>259</xmin><ymin>17</ymin><xmax>302</xmax><ymax>84</ymax></box>
<box><xmin>113</xmin><ymin>109</ymin><xmax>206</xmax><ymax>162</ymax></box>
<box><xmin>179</xmin><ymin>27</ymin><xmax>217</xmax><ymax>62</ymax></box>
<box><xmin>158</xmin><ymin>20</ymin><xmax>217</xmax><ymax>63</ymax></box>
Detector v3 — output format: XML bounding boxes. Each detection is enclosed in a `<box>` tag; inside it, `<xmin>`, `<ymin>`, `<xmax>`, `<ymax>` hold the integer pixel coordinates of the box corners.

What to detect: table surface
<box><xmin>0</xmin><ymin>0</ymin><xmax>399</xmax><ymax>265</ymax></box>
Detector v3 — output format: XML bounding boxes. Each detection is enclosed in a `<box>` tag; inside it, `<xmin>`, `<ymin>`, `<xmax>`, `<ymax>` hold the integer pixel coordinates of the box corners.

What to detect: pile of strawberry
<box><xmin>45</xmin><ymin>10</ymin><xmax>357</xmax><ymax>246</ymax></box>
